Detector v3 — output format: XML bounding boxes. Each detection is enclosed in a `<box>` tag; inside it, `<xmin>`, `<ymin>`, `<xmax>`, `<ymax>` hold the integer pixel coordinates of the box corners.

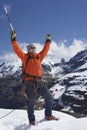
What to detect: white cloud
<box><xmin>46</xmin><ymin>39</ymin><xmax>87</xmax><ymax>63</ymax></box>
<box><xmin>0</xmin><ymin>39</ymin><xmax>87</xmax><ymax>64</ymax></box>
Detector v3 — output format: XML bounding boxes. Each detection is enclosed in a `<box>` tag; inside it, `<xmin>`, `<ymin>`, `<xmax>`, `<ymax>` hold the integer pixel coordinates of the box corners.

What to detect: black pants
<box><xmin>25</xmin><ymin>80</ymin><xmax>54</xmax><ymax>122</ymax></box>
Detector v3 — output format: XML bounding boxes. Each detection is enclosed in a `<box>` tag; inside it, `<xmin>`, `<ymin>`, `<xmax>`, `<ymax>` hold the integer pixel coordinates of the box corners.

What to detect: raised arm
<box><xmin>11</xmin><ymin>30</ymin><xmax>25</xmax><ymax>61</ymax></box>
<box><xmin>39</xmin><ymin>34</ymin><xmax>51</xmax><ymax>61</ymax></box>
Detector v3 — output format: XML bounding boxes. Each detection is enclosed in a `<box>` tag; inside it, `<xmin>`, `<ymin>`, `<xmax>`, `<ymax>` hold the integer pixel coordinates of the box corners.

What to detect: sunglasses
<box><xmin>30</xmin><ymin>47</ymin><xmax>36</xmax><ymax>49</ymax></box>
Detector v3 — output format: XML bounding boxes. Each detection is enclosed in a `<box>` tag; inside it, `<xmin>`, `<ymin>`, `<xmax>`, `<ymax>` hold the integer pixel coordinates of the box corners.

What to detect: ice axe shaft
<box><xmin>4</xmin><ymin>5</ymin><xmax>14</xmax><ymax>31</ymax></box>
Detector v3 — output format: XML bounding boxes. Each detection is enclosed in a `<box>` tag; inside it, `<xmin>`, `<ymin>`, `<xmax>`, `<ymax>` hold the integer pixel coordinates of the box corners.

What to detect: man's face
<box><xmin>29</xmin><ymin>46</ymin><xmax>36</xmax><ymax>53</ymax></box>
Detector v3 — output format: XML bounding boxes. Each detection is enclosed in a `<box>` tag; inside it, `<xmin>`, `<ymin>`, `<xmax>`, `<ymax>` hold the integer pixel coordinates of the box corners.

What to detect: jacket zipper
<box><xmin>34</xmin><ymin>59</ymin><xmax>39</xmax><ymax>77</ymax></box>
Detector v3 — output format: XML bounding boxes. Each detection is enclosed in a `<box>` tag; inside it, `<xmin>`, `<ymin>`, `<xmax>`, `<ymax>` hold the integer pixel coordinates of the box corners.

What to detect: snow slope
<box><xmin>0</xmin><ymin>109</ymin><xmax>87</xmax><ymax>130</ymax></box>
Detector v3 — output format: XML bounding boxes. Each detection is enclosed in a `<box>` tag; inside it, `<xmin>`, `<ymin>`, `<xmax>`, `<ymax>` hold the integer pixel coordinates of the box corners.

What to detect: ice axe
<box><xmin>4</xmin><ymin>4</ymin><xmax>14</xmax><ymax>31</ymax></box>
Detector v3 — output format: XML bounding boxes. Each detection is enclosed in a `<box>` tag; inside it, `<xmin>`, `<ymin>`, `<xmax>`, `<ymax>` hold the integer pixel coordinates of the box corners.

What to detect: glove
<box><xmin>11</xmin><ymin>30</ymin><xmax>16</xmax><ymax>41</ymax></box>
<box><xmin>46</xmin><ymin>34</ymin><xmax>51</xmax><ymax>40</ymax></box>
<box><xmin>45</xmin><ymin>34</ymin><xmax>51</xmax><ymax>42</ymax></box>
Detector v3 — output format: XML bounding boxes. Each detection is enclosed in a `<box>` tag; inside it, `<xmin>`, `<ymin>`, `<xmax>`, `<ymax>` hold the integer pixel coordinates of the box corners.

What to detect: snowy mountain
<box><xmin>0</xmin><ymin>109</ymin><xmax>87</xmax><ymax>130</ymax></box>
<box><xmin>49</xmin><ymin>49</ymin><xmax>87</xmax><ymax>116</ymax></box>
<box><xmin>0</xmin><ymin>49</ymin><xmax>87</xmax><ymax>117</ymax></box>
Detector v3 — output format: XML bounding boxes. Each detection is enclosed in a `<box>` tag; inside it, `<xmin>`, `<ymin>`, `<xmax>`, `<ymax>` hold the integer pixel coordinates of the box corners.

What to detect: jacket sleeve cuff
<box><xmin>45</xmin><ymin>39</ymin><xmax>51</xmax><ymax>43</ymax></box>
<box><xmin>11</xmin><ymin>38</ymin><xmax>16</xmax><ymax>41</ymax></box>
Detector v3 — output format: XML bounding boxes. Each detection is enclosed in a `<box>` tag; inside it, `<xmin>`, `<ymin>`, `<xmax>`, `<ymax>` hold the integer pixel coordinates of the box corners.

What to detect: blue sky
<box><xmin>0</xmin><ymin>0</ymin><xmax>87</xmax><ymax>56</ymax></box>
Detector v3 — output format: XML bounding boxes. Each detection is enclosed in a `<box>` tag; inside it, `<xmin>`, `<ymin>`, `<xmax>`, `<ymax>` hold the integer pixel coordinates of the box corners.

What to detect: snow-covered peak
<box><xmin>0</xmin><ymin>109</ymin><xmax>87</xmax><ymax>130</ymax></box>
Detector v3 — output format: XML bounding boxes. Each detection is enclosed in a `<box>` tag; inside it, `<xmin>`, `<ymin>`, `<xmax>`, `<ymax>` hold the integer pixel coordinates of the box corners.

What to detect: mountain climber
<box><xmin>11</xmin><ymin>30</ymin><xmax>57</xmax><ymax>125</ymax></box>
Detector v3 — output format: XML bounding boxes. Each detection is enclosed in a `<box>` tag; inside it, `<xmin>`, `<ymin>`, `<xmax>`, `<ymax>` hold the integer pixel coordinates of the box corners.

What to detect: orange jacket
<box><xmin>11</xmin><ymin>41</ymin><xmax>50</xmax><ymax>81</ymax></box>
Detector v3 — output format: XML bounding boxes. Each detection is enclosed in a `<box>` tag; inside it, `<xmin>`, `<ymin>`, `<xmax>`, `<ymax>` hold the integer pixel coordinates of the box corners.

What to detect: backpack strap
<box><xmin>22</xmin><ymin>54</ymin><xmax>31</xmax><ymax>77</ymax></box>
<box><xmin>25</xmin><ymin>54</ymin><xmax>31</xmax><ymax>68</ymax></box>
